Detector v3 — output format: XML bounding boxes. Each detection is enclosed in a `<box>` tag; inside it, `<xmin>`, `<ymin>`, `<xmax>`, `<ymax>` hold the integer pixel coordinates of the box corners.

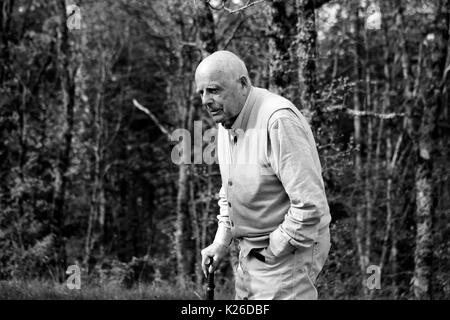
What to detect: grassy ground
<box><xmin>0</xmin><ymin>279</ymin><xmax>235</xmax><ymax>300</ymax></box>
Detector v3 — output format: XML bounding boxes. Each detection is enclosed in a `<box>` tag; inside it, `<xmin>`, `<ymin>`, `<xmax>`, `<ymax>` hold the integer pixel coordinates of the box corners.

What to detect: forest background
<box><xmin>0</xmin><ymin>0</ymin><xmax>449</xmax><ymax>299</ymax></box>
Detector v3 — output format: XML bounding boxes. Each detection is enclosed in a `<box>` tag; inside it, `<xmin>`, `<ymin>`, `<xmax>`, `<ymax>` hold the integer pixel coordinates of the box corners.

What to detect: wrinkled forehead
<box><xmin>195</xmin><ymin>65</ymin><xmax>235</xmax><ymax>91</ymax></box>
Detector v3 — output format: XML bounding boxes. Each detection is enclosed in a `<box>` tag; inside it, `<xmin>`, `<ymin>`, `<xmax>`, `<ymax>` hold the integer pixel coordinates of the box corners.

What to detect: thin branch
<box><xmin>223</xmin><ymin>0</ymin><xmax>266</xmax><ymax>14</ymax></box>
<box><xmin>132</xmin><ymin>99</ymin><xmax>171</xmax><ymax>139</ymax></box>
<box><xmin>442</xmin><ymin>64</ymin><xmax>450</xmax><ymax>86</ymax></box>
<box><xmin>221</xmin><ymin>16</ymin><xmax>246</xmax><ymax>49</ymax></box>
<box><xmin>103</xmin><ymin>160</ymin><xmax>125</xmax><ymax>179</ymax></box>
<box><xmin>325</xmin><ymin>105</ymin><xmax>406</xmax><ymax>119</ymax></box>
<box><xmin>103</xmin><ymin>113</ymin><xmax>123</xmax><ymax>153</ymax></box>
<box><xmin>180</xmin><ymin>41</ymin><xmax>201</xmax><ymax>51</ymax></box>
<box><xmin>390</xmin><ymin>133</ymin><xmax>404</xmax><ymax>170</ymax></box>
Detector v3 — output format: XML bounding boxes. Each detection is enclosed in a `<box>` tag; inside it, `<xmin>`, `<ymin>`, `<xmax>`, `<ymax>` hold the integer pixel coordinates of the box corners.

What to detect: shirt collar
<box><xmin>230</xmin><ymin>86</ymin><xmax>256</xmax><ymax>132</ymax></box>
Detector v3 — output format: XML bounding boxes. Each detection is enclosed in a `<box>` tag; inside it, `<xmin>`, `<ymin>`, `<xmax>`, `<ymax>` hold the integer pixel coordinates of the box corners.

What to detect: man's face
<box><xmin>195</xmin><ymin>68</ymin><xmax>246</xmax><ymax>127</ymax></box>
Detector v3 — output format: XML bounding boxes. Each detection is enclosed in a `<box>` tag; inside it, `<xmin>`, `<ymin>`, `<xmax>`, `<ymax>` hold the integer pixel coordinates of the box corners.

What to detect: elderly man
<box><xmin>197</xmin><ymin>50</ymin><xmax>331</xmax><ymax>300</ymax></box>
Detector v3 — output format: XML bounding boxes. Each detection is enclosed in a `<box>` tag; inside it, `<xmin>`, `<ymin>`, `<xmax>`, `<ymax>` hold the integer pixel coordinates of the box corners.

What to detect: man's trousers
<box><xmin>235</xmin><ymin>230</ymin><xmax>331</xmax><ymax>300</ymax></box>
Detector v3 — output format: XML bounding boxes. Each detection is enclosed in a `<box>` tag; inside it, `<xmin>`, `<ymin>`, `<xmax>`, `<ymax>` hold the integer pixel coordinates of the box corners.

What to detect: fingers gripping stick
<box><xmin>206</xmin><ymin>258</ymin><xmax>215</xmax><ymax>300</ymax></box>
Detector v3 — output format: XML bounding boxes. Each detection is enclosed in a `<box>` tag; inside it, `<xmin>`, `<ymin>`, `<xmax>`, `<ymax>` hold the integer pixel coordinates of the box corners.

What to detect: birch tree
<box><xmin>53</xmin><ymin>0</ymin><xmax>77</xmax><ymax>278</ymax></box>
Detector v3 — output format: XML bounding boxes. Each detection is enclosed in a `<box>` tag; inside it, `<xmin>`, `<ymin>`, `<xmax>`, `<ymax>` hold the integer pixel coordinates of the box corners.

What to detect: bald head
<box><xmin>195</xmin><ymin>51</ymin><xmax>252</xmax><ymax>128</ymax></box>
<box><xmin>195</xmin><ymin>50</ymin><xmax>250</xmax><ymax>85</ymax></box>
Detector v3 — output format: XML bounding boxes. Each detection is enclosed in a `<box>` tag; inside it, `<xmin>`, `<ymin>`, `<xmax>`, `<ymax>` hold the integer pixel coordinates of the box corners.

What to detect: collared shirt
<box><xmin>213</xmin><ymin>87</ymin><xmax>331</xmax><ymax>257</ymax></box>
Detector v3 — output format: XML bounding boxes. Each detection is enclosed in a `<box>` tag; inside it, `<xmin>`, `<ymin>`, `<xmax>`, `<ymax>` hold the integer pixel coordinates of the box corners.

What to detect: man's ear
<box><xmin>239</xmin><ymin>76</ymin><xmax>249</xmax><ymax>88</ymax></box>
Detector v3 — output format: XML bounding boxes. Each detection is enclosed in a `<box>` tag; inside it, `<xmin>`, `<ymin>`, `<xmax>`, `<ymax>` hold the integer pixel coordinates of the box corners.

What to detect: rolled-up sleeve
<box><xmin>267</xmin><ymin>109</ymin><xmax>328</xmax><ymax>256</ymax></box>
<box><xmin>213</xmin><ymin>185</ymin><xmax>233</xmax><ymax>247</ymax></box>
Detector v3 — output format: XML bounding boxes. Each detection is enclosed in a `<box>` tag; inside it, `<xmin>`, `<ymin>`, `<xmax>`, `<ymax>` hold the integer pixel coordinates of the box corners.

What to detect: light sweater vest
<box><xmin>217</xmin><ymin>87</ymin><xmax>330</xmax><ymax>243</ymax></box>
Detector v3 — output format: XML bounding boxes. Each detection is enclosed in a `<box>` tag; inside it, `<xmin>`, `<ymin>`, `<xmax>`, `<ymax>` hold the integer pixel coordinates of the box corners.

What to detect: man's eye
<box><xmin>209</xmin><ymin>88</ymin><xmax>218</xmax><ymax>94</ymax></box>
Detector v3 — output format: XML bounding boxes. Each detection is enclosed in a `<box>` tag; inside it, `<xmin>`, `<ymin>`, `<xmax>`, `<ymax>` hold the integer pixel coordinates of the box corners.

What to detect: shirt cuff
<box><xmin>269</xmin><ymin>227</ymin><xmax>295</xmax><ymax>257</ymax></box>
<box><xmin>213</xmin><ymin>223</ymin><xmax>233</xmax><ymax>247</ymax></box>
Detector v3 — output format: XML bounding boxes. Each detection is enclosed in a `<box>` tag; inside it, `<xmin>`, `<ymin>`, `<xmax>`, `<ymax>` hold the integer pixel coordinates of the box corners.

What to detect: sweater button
<box><xmin>233</xmin><ymin>136</ymin><xmax>238</xmax><ymax>144</ymax></box>
<box><xmin>228</xmin><ymin>202</ymin><xmax>231</xmax><ymax>207</ymax></box>
<box><xmin>228</xmin><ymin>180</ymin><xmax>233</xmax><ymax>186</ymax></box>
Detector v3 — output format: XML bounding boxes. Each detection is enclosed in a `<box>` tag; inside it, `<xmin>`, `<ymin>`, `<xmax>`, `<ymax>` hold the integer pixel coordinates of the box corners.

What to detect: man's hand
<box><xmin>201</xmin><ymin>242</ymin><xmax>228</xmax><ymax>277</ymax></box>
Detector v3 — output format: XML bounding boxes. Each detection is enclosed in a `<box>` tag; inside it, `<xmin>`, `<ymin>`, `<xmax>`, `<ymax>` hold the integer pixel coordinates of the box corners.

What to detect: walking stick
<box><xmin>206</xmin><ymin>258</ymin><xmax>215</xmax><ymax>300</ymax></box>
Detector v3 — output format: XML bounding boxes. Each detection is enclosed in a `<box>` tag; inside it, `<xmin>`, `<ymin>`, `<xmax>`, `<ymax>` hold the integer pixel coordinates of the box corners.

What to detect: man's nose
<box><xmin>201</xmin><ymin>92</ymin><xmax>213</xmax><ymax>108</ymax></box>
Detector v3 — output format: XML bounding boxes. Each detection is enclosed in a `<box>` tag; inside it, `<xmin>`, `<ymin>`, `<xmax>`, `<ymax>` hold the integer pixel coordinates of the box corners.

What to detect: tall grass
<box><xmin>0</xmin><ymin>279</ymin><xmax>235</xmax><ymax>300</ymax></box>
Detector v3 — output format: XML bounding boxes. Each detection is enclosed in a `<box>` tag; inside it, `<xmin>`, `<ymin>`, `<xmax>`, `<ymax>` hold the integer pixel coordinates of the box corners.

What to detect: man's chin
<box><xmin>211</xmin><ymin>114</ymin><xmax>233</xmax><ymax>128</ymax></box>
<box><xmin>212</xmin><ymin>115</ymin><xmax>224</xmax><ymax>124</ymax></box>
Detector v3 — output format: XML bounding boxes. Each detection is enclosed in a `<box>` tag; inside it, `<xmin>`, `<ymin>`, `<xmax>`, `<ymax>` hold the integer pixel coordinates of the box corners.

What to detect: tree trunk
<box><xmin>377</xmin><ymin>90</ymin><xmax>391</xmax><ymax>274</ymax></box>
<box><xmin>411</xmin><ymin>0</ymin><xmax>449</xmax><ymax>299</ymax></box>
<box><xmin>362</xmin><ymin>15</ymin><xmax>373</xmax><ymax>280</ymax></box>
<box><xmin>174</xmin><ymin>162</ymin><xmax>189</xmax><ymax>287</ymax></box>
<box><xmin>84</xmin><ymin>55</ymin><xmax>107</xmax><ymax>269</ymax></box>
<box><xmin>0</xmin><ymin>0</ymin><xmax>14</xmax><ymax>236</ymax></box>
<box><xmin>201</xmin><ymin>166</ymin><xmax>212</xmax><ymax>251</ymax></box>
<box><xmin>53</xmin><ymin>0</ymin><xmax>77</xmax><ymax>280</ymax></box>
<box><xmin>413</xmin><ymin>162</ymin><xmax>434</xmax><ymax>299</ymax></box>
<box><xmin>369</xmin><ymin>6</ymin><xmax>393</xmax><ymax>297</ymax></box>
<box><xmin>296</xmin><ymin>0</ymin><xmax>318</xmax><ymax>119</ymax></box>
<box><xmin>190</xmin><ymin>176</ymin><xmax>203</xmax><ymax>287</ymax></box>
<box><xmin>0</xmin><ymin>0</ymin><xmax>14</xmax><ymax>84</ymax></box>
<box><xmin>196</xmin><ymin>0</ymin><xmax>216</xmax><ymax>56</ymax></box>
<box><xmin>352</xmin><ymin>2</ymin><xmax>368</xmax><ymax>296</ymax></box>
<box><xmin>268</xmin><ymin>0</ymin><xmax>299</xmax><ymax>104</ymax></box>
